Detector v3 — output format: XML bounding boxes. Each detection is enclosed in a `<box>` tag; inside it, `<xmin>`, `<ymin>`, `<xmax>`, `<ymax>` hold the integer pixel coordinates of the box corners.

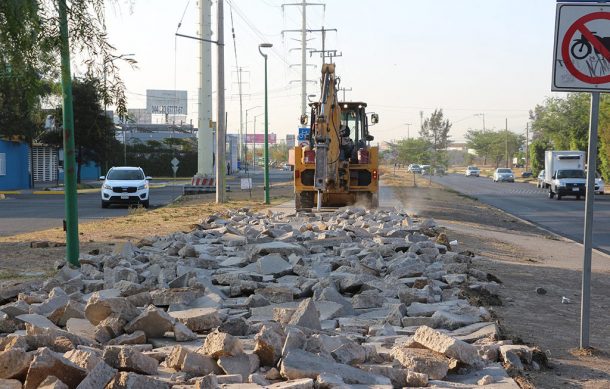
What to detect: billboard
<box><xmin>146</xmin><ymin>90</ymin><xmax>188</xmax><ymax>115</ymax></box>
<box><xmin>286</xmin><ymin>134</ymin><xmax>296</xmax><ymax>147</ymax></box>
<box><xmin>245</xmin><ymin>134</ymin><xmax>276</xmax><ymax>144</ymax></box>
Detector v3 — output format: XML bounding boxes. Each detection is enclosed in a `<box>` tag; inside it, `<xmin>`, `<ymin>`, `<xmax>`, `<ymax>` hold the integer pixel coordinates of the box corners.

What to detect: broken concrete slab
<box><xmin>412</xmin><ymin>326</ymin><xmax>482</xmax><ymax>366</ymax></box>
<box><xmin>103</xmin><ymin>346</ymin><xmax>159</xmax><ymax>375</ymax></box>
<box><xmin>106</xmin><ymin>372</ymin><xmax>171</xmax><ymax>389</ymax></box>
<box><xmin>0</xmin><ymin>348</ymin><xmax>32</xmax><ymax>379</ymax></box>
<box><xmin>280</xmin><ymin>349</ymin><xmax>391</xmax><ymax>385</ymax></box>
<box><xmin>287</xmin><ymin>298</ymin><xmax>321</xmax><ymax>330</ymax></box>
<box><xmin>390</xmin><ymin>347</ymin><xmax>449</xmax><ymax>380</ymax></box>
<box><xmin>169</xmin><ymin>308</ymin><xmax>222</xmax><ymax>333</ymax></box>
<box><xmin>200</xmin><ymin>330</ymin><xmax>243</xmax><ymax>359</ymax></box>
<box><xmin>257</xmin><ymin>254</ymin><xmax>293</xmax><ymax>277</ymax></box>
<box><xmin>124</xmin><ymin>306</ymin><xmax>175</xmax><ymax>338</ymax></box>
<box><xmin>23</xmin><ymin>348</ymin><xmax>87</xmax><ymax>389</ymax></box>
<box><xmin>84</xmin><ymin>294</ymin><xmax>139</xmax><ymax>325</ymax></box>
<box><xmin>75</xmin><ymin>361</ymin><xmax>117</xmax><ymax>389</ymax></box>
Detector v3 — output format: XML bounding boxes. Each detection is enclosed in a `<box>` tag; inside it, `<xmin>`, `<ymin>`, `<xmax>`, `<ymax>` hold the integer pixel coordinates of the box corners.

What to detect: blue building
<box><xmin>0</xmin><ymin>139</ymin><xmax>101</xmax><ymax>190</ymax></box>
<box><xmin>0</xmin><ymin>139</ymin><xmax>30</xmax><ymax>190</ymax></box>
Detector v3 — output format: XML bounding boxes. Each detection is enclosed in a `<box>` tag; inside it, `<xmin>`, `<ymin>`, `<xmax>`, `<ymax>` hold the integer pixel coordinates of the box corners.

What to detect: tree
<box><xmin>0</xmin><ymin>0</ymin><xmax>133</xmax><ymax>140</ymax></box>
<box><xmin>270</xmin><ymin>143</ymin><xmax>289</xmax><ymax>164</ymax></box>
<box><xmin>395</xmin><ymin>138</ymin><xmax>432</xmax><ymax>166</ymax></box>
<box><xmin>420</xmin><ymin>109</ymin><xmax>452</xmax><ymax>152</ymax></box>
<box><xmin>529</xmin><ymin>93</ymin><xmax>610</xmax><ymax>180</ymax></box>
<box><xmin>465</xmin><ymin>130</ymin><xmax>524</xmax><ymax>168</ymax></box>
<box><xmin>529</xmin><ymin>138</ymin><xmax>550</xmax><ymax>176</ymax></box>
<box><xmin>420</xmin><ymin>109</ymin><xmax>451</xmax><ymax>168</ymax></box>
<box><xmin>42</xmin><ymin>76</ymin><xmax>115</xmax><ymax>183</ymax></box>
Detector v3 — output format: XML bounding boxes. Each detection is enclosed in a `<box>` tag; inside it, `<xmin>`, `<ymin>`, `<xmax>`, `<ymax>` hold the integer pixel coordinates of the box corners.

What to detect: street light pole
<box><xmin>245</xmin><ymin>106</ymin><xmax>261</xmax><ymax>171</ymax></box>
<box><xmin>259</xmin><ymin>43</ymin><xmax>273</xmax><ymax>205</ymax></box>
<box><xmin>405</xmin><ymin>123</ymin><xmax>412</xmax><ymax>140</ymax></box>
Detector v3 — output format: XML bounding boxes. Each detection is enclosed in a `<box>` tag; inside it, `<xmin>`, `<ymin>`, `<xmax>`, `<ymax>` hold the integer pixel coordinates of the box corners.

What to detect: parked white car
<box><xmin>595</xmin><ymin>174</ymin><xmax>605</xmax><ymax>194</ymax></box>
<box><xmin>537</xmin><ymin>170</ymin><xmax>545</xmax><ymax>188</ymax></box>
<box><xmin>100</xmin><ymin>167</ymin><xmax>151</xmax><ymax>208</ymax></box>
<box><xmin>465</xmin><ymin>166</ymin><xmax>480</xmax><ymax>177</ymax></box>
<box><xmin>493</xmin><ymin>168</ymin><xmax>515</xmax><ymax>183</ymax></box>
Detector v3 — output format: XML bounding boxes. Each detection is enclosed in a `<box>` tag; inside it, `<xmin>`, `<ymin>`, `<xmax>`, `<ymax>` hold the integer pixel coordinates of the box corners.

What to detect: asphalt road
<box><xmin>430</xmin><ymin>173</ymin><xmax>610</xmax><ymax>254</ymax></box>
<box><xmin>0</xmin><ymin>170</ymin><xmax>294</xmax><ymax>237</ymax></box>
<box><xmin>0</xmin><ymin>185</ymin><xmax>186</xmax><ymax>237</ymax></box>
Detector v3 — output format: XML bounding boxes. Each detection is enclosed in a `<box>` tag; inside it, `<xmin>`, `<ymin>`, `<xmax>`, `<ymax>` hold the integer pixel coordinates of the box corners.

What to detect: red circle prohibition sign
<box><xmin>562</xmin><ymin>12</ymin><xmax>610</xmax><ymax>84</ymax></box>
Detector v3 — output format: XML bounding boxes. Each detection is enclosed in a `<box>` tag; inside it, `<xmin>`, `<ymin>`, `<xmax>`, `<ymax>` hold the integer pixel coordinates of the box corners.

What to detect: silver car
<box><xmin>465</xmin><ymin>166</ymin><xmax>480</xmax><ymax>177</ymax></box>
<box><xmin>493</xmin><ymin>168</ymin><xmax>515</xmax><ymax>183</ymax></box>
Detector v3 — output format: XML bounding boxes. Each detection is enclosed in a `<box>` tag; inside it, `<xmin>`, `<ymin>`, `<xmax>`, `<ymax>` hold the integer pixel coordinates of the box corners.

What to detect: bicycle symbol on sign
<box><xmin>571</xmin><ymin>32</ymin><xmax>610</xmax><ymax>59</ymax></box>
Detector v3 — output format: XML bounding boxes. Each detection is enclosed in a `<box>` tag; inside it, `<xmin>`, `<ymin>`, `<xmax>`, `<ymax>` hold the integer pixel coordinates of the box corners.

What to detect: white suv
<box><xmin>465</xmin><ymin>166</ymin><xmax>480</xmax><ymax>177</ymax></box>
<box><xmin>100</xmin><ymin>167</ymin><xmax>150</xmax><ymax>208</ymax></box>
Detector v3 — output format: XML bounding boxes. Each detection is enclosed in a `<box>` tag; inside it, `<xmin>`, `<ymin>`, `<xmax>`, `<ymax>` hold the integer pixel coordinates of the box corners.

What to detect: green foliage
<box><xmin>270</xmin><ymin>143</ymin><xmax>289</xmax><ymax>163</ymax></box>
<box><xmin>530</xmin><ymin>92</ymin><xmax>610</xmax><ymax>180</ymax></box>
<box><xmin>41</xmin><ymin>76</ymin><xmax>115</xmax><ymax>182</ymax></box>
<box><xmin>529</xmin><ymin>138</ymin><xmax>550</xmax><ymax>176</ymax></box>
<box><xmin>395</xmin><ymin>138</ymin><xmax>432</xmax><ymax>165</ymax></box>
<box><xmin>465</xmin><ymin>130</ymin><xmax>524</xmax><ymax>167</ymax></box>
<box><xmin>420</xmin><ymin>109</ymin><xmax>452</xmax><ymax>152</ymax></box>
<box><xmin>0</xmin><ymin>0</ymin><xmax>132</xmax><ymax>141</ymax></box>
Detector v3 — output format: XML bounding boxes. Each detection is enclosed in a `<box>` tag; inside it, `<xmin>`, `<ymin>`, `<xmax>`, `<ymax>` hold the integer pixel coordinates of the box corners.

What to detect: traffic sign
<box><xmin>171</xmin><ymin>157</ymin><xmax>180</xmax><ymax>167</ymax></box>
<box><xmin>297</xmin><ymin>127</ymin><xmax>310</xmax><ymax>142</ymax></box>
<box><xmin>553</xmin><ymin>3</ymin><xmax>610</xmax><ymax>92</ymax></box>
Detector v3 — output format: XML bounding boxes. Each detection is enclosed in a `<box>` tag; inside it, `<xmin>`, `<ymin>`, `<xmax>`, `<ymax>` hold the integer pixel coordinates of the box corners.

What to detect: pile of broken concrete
<box><xmin>0</xmin><ymin>207</ymin><xmax>538</xmax><ymax>388</ymax></box>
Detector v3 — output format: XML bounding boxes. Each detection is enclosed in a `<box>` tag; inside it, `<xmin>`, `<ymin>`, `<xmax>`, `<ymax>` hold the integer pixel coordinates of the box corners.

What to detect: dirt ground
<box><xmin>0</xmin><ymin>181</ymin><xmax>293</xmax><ymax>281</ymax></box>
<box><xmin>386</xmin><ymin>170</ymin><xmax>610</xmax><ymax>389</ymax></box>
<box><xmin>4</xmin><ymin>169</ymin><xmax>610</xmax><ymax>387</ymax></box>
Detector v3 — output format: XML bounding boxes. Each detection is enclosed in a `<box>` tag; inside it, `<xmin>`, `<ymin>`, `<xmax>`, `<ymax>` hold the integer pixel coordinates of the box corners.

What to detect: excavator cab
<box><xmin>290</xmin><ymin>64</ymin><xmax>379</xmax><ymax>211</ymax></box>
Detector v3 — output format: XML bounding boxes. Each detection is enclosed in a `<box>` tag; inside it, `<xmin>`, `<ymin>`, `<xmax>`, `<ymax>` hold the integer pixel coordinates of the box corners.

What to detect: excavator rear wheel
<box><xmin>295</xmin><ymin>191</ymin><xmax>315</xmax><ymax>211</ymax></box>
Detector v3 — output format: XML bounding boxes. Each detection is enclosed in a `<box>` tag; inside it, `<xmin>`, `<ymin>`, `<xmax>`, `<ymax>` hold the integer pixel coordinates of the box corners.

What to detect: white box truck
<box><xmin>544</xmin><ymin>150</ymin><xmax>586</xmax><ymax>200</ymax></box>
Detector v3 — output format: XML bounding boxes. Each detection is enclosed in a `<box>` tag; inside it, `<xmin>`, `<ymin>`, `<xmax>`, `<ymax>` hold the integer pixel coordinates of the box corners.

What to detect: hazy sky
<box><xmin>104</xmin><ymin>0</ymin><xmax>560</xmax><ymax>143</ymax></box>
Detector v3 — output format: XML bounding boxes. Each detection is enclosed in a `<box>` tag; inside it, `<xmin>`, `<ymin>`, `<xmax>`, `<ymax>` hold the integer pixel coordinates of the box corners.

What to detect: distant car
<box><xmin>434</xmin><ymin>166</ymin><xmax>446</xmax><ymax>176</ymax></box>
<box><xmin>595</xmin><ymin>173</ymin><xmax>605</xmax><ymax>194</ymax></box>
<box><xmin>100</xmin><ymin>166</ymin><xmax>150</xmax><ymax>208</ymax></box>
<box><xmin>465</xmin><ymin>166</ymin><xmax>480</xmax><ymax>177</ymax></box>
<box><xmin>420</xmin><ymin>165</ymin><xmax>431</xmax><ymax>175</ymax></box>
<box><xmin>493</xmin><ymin>168</ymin><xmax>515</xmax><ymax>183</ymax></box>
<box><xmin>521</xmin><ymin>171</ymin><xmax>533</xmax><ymax>178</ymax></box>
<box><xmin>537</xmin><ymin>170</ymin><xmax>545</xmax><ymax>188</ymax></box>
<box><xmin>408</xmin><ymin>164</ymin><xmax>422</xmax><ymax>174</ymax></box>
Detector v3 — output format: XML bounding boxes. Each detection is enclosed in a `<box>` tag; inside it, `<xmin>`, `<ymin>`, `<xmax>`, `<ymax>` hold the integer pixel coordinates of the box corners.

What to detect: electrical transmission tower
<box><xmin>338</xmin><ymin>86</ymin><xmax>352</xmax><ymax>101</ymax></box>
<box><xmin>281</xmin><ymin>0</ymin><xmax>325</xmax><ymax>116</ymax></box>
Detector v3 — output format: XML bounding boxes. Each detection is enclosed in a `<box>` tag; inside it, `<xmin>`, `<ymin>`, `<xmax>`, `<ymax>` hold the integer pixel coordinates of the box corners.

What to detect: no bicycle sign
<box><xmin>553</xmin><ymin>2</ymin><xmax>610</xmax><ymax>91</ymax></box>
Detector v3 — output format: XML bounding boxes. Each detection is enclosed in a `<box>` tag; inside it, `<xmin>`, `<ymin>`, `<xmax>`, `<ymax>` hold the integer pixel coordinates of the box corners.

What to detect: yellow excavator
<box><xmin>290</xmin><ymin>63</ymin><xmax>379</xmax><ymax>211</ymax></box>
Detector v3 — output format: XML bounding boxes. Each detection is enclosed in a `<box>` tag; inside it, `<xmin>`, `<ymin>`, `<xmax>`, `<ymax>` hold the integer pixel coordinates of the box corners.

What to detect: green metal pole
<box><xmin>264</xmin><ymin>55</ymin><xmax>270</xmax><ymax>205</ymax></box>
<box><xmin>58</xmin><ymin>0</ymin><xmax>80</xmax><ymax>267</ymax></box>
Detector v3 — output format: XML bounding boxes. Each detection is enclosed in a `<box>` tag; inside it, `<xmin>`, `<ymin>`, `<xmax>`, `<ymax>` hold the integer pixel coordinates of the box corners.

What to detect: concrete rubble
<box><xmin>0</xmin><ymin>207</ymin><xmax>532</xmax><ymax>388</ymax></box>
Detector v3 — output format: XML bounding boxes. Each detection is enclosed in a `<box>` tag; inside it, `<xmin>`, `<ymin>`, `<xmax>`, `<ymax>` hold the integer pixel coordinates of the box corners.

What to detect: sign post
<box><xmin>171</xmin><ymin>157</ymin><xmax>180</xmax><ymax>180</ymax></box>
<box><xmin>552</xmin><ymin>1</ymin><xmax>610</xmax><ymax>349</ymax></box>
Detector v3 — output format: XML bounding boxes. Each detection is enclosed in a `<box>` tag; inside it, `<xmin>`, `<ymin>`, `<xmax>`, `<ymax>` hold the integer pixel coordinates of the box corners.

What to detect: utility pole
<box><xmin>525</xmin><ymin>122</ymin><xmax>529</xmax><ymax>171</ymax></box>
<box><xmin>339</xmin><ymin>87</ymin><xmax>352</xmax><ymax>101</ymax></box>
<box><xmin>232</xmin><ymin>67</ymin><xmax>251</xmax><ymax>167</ymax></box>
<box><xmin>58</xmin><ymin>0</ymin><xmax>79</xmax><ymax>267</ymax></box>
<box><xmin>405</xmin><ymin>123</ymin><xmax>412</xmax><ymax>140</ymax></box>
<box><xmin>282</xmin><ymin>0</ymin><xmax>325</xmax><ymax>116</ymax></box>
<box><xmin>420</xmin><ymin>111</ymin><xmax>424</xmax><ymax>133</ymax></box>
<box><xmin>198</xmin><ymin>0</ymin><xmax>214</xmax><ymax>177</ymax></box>
<box><xmin>216</xmin><ymin>0</ymin><xmax>226</xmax><ymax>203</ymax></box>
<box><xmin>475</xmin><ymin>113</ymin><xmax>486</xmax><ymax>132</ymax></box>
<box><xmin>505</xmin><ymin>118</ymin><xmax>509</xmax><ymax>168</ymax></box>
<box><xmin>308</xmin><ymin>27</ymin><xmax>341</xmax><ymax>65</ymax></box>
